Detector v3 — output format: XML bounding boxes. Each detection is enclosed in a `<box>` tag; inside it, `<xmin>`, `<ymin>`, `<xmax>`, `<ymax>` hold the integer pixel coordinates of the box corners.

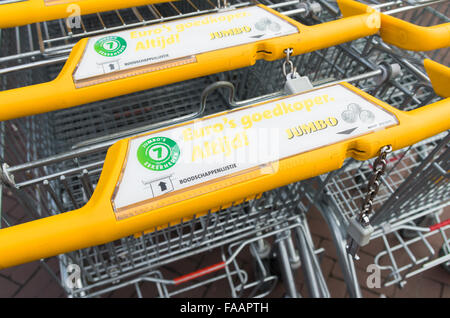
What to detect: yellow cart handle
<box><xmin>337</xmin><ymin>0</ymin><xmax>450</xmax><ymax>51</ymax></box>
<box><xmin>0</xmin><ymin>5</ymin><xmax>379</xmax><ymax>121</ymax></box>
<box><xmin>0</xmin><ymin>59</ymin><xmax>449</xmax><ymax>270</ymax></box>
<box><xmin>0</xmin><ymin>0</ymin><xmax>174</xmax><ymax>28</ymax></box>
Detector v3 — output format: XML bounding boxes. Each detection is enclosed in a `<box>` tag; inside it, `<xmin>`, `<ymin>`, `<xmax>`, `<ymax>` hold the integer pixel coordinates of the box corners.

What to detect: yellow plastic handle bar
<box><xmin>337</xmin><ymin>0</ymin><xmax>450</xmax><ymax>51</ymax></box>
<box><xmin>0</xmin><ymin>5</ymin><xmax>379</xmax><ymax>121</ymax></box>
<box><xmin>0</xmin><ymin>59</ymin><xmax>448</xmax><ymax>270</ymax></box>
<box><xmin>0</xmin><ymin>0</ymin><xmax>174</xmax><ymax>28</ymax></box>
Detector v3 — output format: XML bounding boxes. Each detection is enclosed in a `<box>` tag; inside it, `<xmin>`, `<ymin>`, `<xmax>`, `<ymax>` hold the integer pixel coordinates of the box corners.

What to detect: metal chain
<box><xmin>358</xmin><ymin>145</ymin><xmax>392</xmax><ymax>226</ymax></box>
<box><xmin>282</xmin><ymin>48</ymin><xmax>296</xmax><ymax>78</ymax></box>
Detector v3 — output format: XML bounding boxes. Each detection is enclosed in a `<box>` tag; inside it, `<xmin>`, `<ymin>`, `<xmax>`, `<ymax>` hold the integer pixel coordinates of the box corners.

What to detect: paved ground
<box><xmin>1</xmin><ymin>196</ymin><xmax>448</xmax><ymax>298</ymax></box>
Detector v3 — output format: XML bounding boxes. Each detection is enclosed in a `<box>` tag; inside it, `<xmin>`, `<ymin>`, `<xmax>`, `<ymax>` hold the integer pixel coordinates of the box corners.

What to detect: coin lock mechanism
<box><xmin>283</xmin><ymin>48</ymin><xmax>314</xmax><ymax>94</ymax></box>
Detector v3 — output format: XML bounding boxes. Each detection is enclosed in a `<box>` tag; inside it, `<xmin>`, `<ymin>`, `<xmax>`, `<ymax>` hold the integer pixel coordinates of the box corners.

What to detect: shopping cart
<box><xmin>299</xmin><ymin>0</ymin><xmax>450</xmax><ymax>296</ymax></box>
<box><xmin>0</xmin><ymin>0</ymin><xmax>449</xmax><ymax>298</ymax></box>
<box><xmin>0</xmin><ymin>72</ymin><xmax>332</xmax><ymax>298</ymax></box>
<box><xmin>302</xmin><ymin>133</ymin><xmax>449</xmax><ymax>294</ymax></box>
<box><xmin>0</xmin><ymin>0</ymin><xmax>383</xmax><ymax>120</ymax></box>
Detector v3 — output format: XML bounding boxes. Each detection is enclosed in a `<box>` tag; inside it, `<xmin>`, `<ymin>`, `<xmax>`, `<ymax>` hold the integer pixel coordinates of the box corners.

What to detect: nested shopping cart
<box><xmin>0</xmin><ymin>0</ymin><xmax>449</xmax><ymax>298</ymax></box>
<box><xmin>300</xmin><ymin>0</ymin><xmax>450</xmax><ymax>296</ymax></box>
<box><xmin>0</xmin><ymin>0</ymin><xmax>380</xmax><ymax>120</ymax></box>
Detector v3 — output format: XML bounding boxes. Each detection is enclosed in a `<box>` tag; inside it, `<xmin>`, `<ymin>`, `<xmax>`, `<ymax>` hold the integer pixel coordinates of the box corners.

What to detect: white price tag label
<box><xmin>73</xmin><ymin>6</ymin><xmax>298</xmax><ymax>85</ymax></box>
<box><xmin>112</xmin><ymin>84</ymin><xmax>398</xmax><ymax>220</ymax></box>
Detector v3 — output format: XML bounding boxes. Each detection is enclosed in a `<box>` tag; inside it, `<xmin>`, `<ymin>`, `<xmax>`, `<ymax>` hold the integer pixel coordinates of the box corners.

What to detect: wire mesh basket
<box><xmin>372</xmin><ymin>206</ymin><xmax>449</xmax><ymax>287</ymax></box>
<box><xmin>58</xmin><ymin>185</ymin><xmax>327</xmax><ymax>297</ymax></box>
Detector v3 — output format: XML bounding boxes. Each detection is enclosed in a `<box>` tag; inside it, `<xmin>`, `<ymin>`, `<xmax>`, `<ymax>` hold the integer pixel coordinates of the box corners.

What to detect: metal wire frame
<box><xmin>56</xmin><ymin>183</ymin><xmax>310</xmax><ymax>297</ymax></box>
<box><xmin>372</xmin><ymin>209</ymin><xmax>449</xmax><ymax>287</ymax></box>
<box><xmin>54</xmin><ymin>241</ymin><xmax>270</xmax><ymax>297</ymax></box>
<box><xmin>223</xmin><ymin>219</ymin><xmax>325</xmax><ymax>298</ymax></box>
<box><xmin>297</xmin><ymin>134</ymin><xmax>449</xmax><ymax>294</ymax></box>
<box><xmin>372</xmin><ymin>134</ymin><xmax>449</xmax><ymax>226</ymax></box>
<box><xmin>54</xmin><ymin>214</ymin><xmax>319</xmax><ymax>298</ymax></box>
<box><xmin>299</xmin><ymin>101</ymin><xmax>449</xmax><ymax>291</ymax></box>
<box><xmin>368</xmin><ymin>0</ymin><xmax>449</xmax><ymax>28</ymax></box>
<box><xmin>316</xmin><ymin>134</ymin><xmax>449</xmax><ymax>227</ymax></box>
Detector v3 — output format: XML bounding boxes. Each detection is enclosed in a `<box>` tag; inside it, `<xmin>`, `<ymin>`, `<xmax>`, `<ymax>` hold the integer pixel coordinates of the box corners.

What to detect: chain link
<box><xmin>282</xmin><ymin>48</ymin><xmax>296</xmax><ymax>78</ymax></box>
<box><xmin>358</xmin><ymin>145</ymin><xmax>392</xmax><ymax>225</ymax></box>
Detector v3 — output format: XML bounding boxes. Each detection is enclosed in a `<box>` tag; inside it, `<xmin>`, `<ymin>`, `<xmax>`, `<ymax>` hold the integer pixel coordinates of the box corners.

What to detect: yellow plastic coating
<box><xmin>0</xmin><ymin>0</ymin><xmax>174</xmax><ymax>28</ymax></box>
<box><xmin>0</xmin><ymin>5</ymin><xmax>379</xmax><ymax>121</ymax></box>
<box><xmin>425</xmin><ymin>59</ymin><xmax>450</xmax><ymax>98</ymax></box>
<box><xmin>0</xmin><ymin>59</ymin><xmax>448</xmax><ymax>270</ymax></box>
<box><xmin>337</xmin><ymin>0</ymin><xmax>450</xmax><ymax>51</ymax></box>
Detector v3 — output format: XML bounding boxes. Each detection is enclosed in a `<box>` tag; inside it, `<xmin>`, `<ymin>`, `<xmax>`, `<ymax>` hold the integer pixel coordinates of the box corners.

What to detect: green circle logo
<box><xmin>137</xmin><ymin>137</ymin><xmax>180</xmax><ymax>171</ymax></box>
<box><xmin>94</xmin><ymin>36</ymin><xmax>127</xmax><ymax>57</ymax></box>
